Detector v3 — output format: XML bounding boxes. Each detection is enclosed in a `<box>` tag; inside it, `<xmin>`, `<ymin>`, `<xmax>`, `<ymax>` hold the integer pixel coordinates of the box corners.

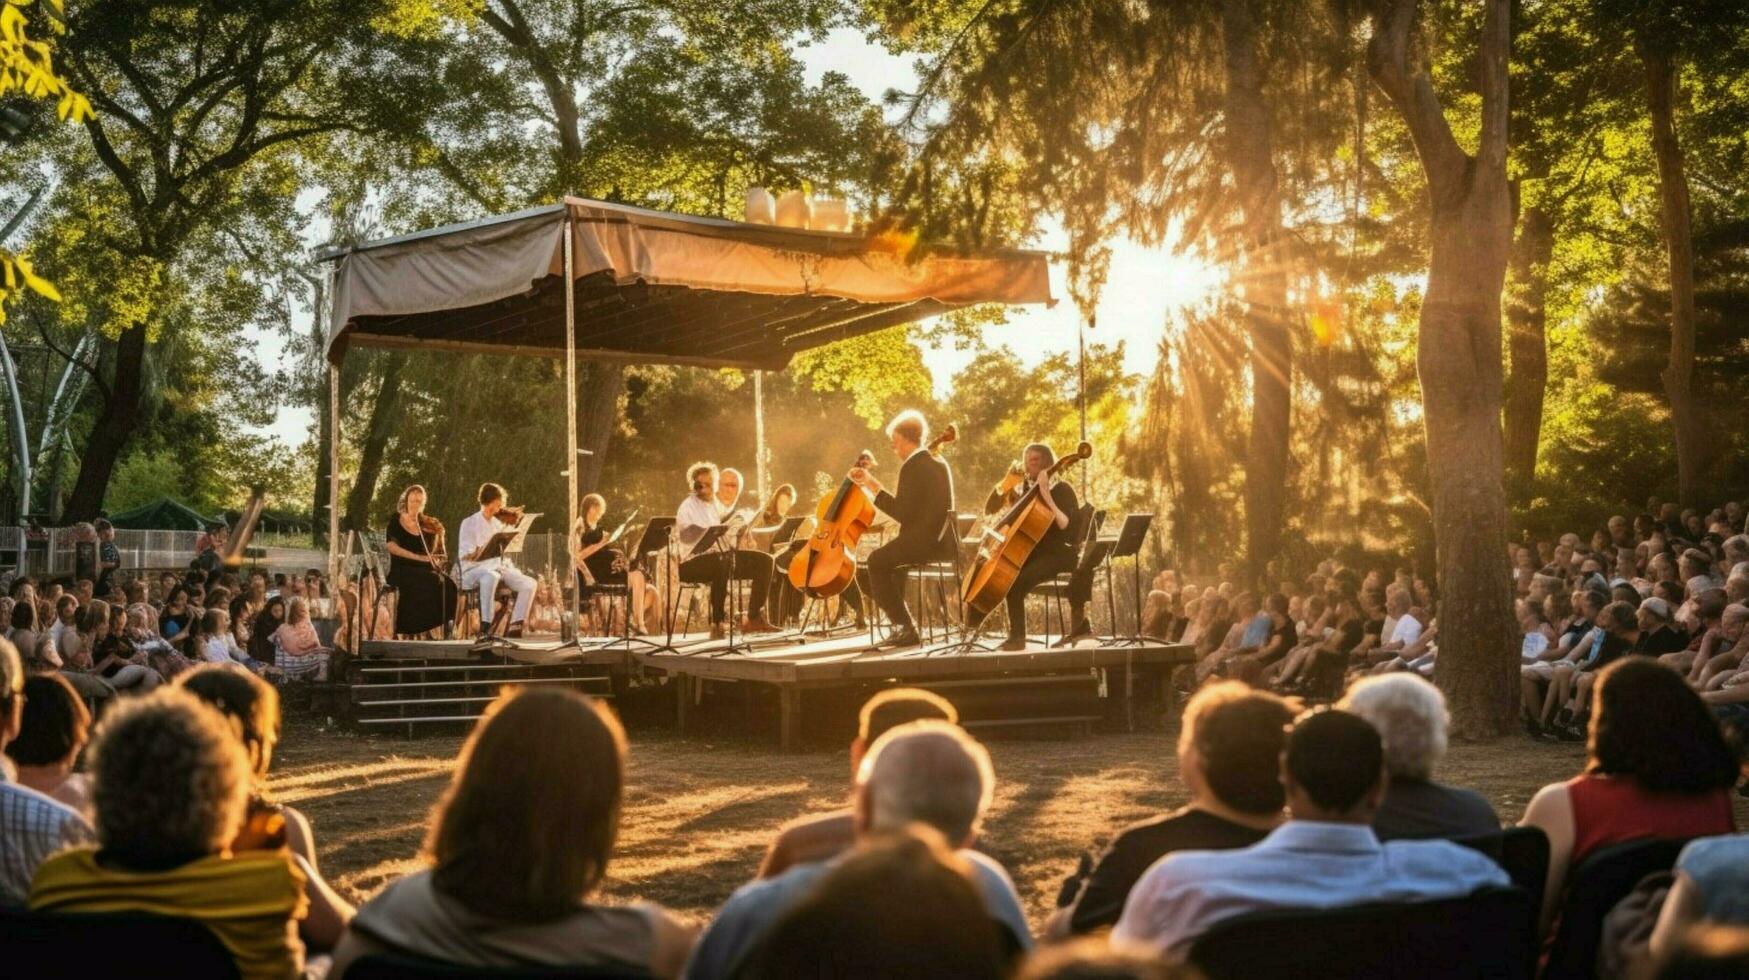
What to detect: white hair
<box><xmin>1338</xmin><ymin>674</ymin><xmax>1448</xmax><ymax>780</ymax></box>
<box><xmin>884</xmin><ymin>409</ymin><xmax>927</xmax><ymax>446</ymax></box>
<box><xmin>857</xmin><ymin>720</ymin><xmax>993</xmax><ymax>846</ymax></box>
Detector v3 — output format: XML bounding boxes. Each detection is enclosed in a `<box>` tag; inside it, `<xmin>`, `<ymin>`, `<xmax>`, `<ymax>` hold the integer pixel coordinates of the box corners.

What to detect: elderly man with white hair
<box><xmin>1338</xmin><ymin>674</ymin><xmax>1499</xmax><ymax>841</ymax></box>
<box><xmin>685</xmin><ymin>721</ymin><xmax>1029</xmax><ymax>980</ymax></box>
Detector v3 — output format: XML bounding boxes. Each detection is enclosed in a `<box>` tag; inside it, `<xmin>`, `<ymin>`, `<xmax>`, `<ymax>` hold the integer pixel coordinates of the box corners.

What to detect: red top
<box><xmin>1568</xmin><ymin>774</ymin><xmax>1736</xmax><ymax>863</ymax></box>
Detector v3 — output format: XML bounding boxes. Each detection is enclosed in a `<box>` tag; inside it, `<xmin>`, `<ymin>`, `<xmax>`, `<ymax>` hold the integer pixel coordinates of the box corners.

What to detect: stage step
<box><xmin>347</xmin><ymin>657</ymin><xmax>615</xmax><ymax>732</ymax></box>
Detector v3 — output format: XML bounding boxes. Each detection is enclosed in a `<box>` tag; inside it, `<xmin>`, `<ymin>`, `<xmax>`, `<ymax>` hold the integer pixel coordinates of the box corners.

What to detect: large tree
<box><xmin>1360</xmin><ymin>0</ymin><xmax>1518</xmax><ymax>736</ymax></box>
<box><xmin>47</xmin><ymin>0</ymin><xmax>385</xmax><ymax>521</ymax></box>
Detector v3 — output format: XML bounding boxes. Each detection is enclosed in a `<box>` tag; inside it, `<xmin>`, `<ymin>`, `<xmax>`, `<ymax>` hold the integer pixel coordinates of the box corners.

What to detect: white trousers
<box><xmin>461</xmin><ymin>561</ymin><xmax>537</xmax><ymax>627</ymax></box>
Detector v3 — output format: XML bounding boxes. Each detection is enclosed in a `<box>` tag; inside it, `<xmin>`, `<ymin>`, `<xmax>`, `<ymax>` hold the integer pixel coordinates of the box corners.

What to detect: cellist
<box><xmin>849</xmin><ymin>410</ymin><xmax>954</xmax><ymax>648</ymax></box>
<box><xmin>988</xmin><ymin>444</ymin><xmax>1090</xmax><ymax>650</ymax></box>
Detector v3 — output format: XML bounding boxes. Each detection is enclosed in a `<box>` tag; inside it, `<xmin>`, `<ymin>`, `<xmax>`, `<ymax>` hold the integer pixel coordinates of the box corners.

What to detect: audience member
<box><xmin>1520</xmin><ymin>657</ymin><xmax>1739</xmax><ymax>932</ymax></box>
<box><xmin>273</xmin><ymin>598</ymin><xmax>330</xmax><ymax>681</ymax></box>
<box><xmin>5</xmin><ymin>674</ymin><xmax>92</xmax><ymax>818</ymax></box>
<box><xmin>1339</xmin><ymin>674</ymin><xmax>1498</xmax><ymax>840</ymax></box>
<box><xmin>689</xmin><ymin>721</ymin><xmax>1030</xmax><ymax>980</ymax></box>
<box><xmin>1649</xmin><ymin>834</ymin><xmax>1749</xmax><ymax>963</ymax></box>
<box><xmin>1016</xmin><ymin>939</ymin><xmax>1193</xmax><ymax>980</ymax></box>
<box><xmin>29</xmin><ymin>688</ymin><xmax>308</xmax><ymax>979</ymax></box>
<box><xmin>1051</xmin><ymin>682</ymin><xmax>1293</xmax><ymax>936</ymax></box>
<box><xmin>758</xmin><ymin>687</ymin><xmax>958</xmax><ymax>878</ymax></box>
<box><xmin>1112</xmin><ymin>708</ymin><xmax>1508</xmax><ymax>961</ymax></box>
<box><xmin>734</xmin><ymin>826</ymin><xmax>1010</xmax><ymax>980</ymax></box>
<box><xmin>333</xmin><ymin>688</ymin><xmax>691</xmax><ymax>978</ymax></box>
<box><xmin>177</xmin><ymin>665</ymin><xmax>355</xmax><ymax>951</ymax></box>
<box><xmin>0</xmin><ymin>638</ymin><xmax>94</xmax><ymax>907</ymax></box>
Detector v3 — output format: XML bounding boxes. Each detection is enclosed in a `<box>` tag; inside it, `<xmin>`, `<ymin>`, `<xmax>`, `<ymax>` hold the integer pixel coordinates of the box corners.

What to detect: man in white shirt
<box><xmin>675</xmin><ymin>462</ymin><xmax>775</xmax><ymax>639</ymax></box>
<box><xmin>456</xmin><ymin>482</ymin><xmax>537</xmax><ymax>639</ymax></box>
<box><xmin>1114</xmin><ymin>708</ymin><xmax>1507</xmax><ymax>962</ymax></box>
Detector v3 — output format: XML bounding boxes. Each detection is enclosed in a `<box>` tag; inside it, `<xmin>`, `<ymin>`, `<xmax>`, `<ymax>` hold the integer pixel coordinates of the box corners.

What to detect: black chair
<box><xmin>1541</xmin><ymin>836</ymin><xmax>1693</xmax><ymax>980</ymax></box>
<box><xmin>1033</xmin><ymin>503</ymin><xmax>1100</xmax><ymax>643</ymax></box>
<box><xmin>894</xmin><ymin>511</ymin><xmax>968</xmax><ymax>645</ymax></box>
<box><xmin>1455</xmin><ymin>825</ymin><xmax>1549</xmax><ymax>939</ymax></box>
<box><xmin>0</xmin><ymin>907</ymin><xmax>242</xmax><ymax>978</ymax></box>
<box><xmin>348</xmin><ymin>952</ymin><xmax>651</xmax><ymax>979</ymax></box>
<box><xmin>1187</xmin><ymin>887</ymin><xmax>1536</xmax><ymax>980</ymax></box>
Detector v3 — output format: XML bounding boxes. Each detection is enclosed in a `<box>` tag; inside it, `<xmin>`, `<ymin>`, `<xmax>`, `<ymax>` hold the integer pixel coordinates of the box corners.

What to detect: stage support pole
<box><xmin>327</xmin><ymin>363</ymin><xmax>341</xmax><ymax>581</ymax></box>
<box><xmin>564</xmin><ymin>214</ymin><xmax>581</xmax><ymax>627</ymax></box>
<box><xmin>753</xmin><ymin>370</ymin><xmax>768</xmax><ymax>504</ymax></box>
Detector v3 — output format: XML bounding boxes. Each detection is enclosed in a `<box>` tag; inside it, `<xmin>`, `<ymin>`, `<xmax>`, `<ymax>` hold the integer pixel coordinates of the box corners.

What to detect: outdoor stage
<box><xmin>358</xmin><ymin>630</ymin><xmax>1194</xmax><ymax>749</ymax></box>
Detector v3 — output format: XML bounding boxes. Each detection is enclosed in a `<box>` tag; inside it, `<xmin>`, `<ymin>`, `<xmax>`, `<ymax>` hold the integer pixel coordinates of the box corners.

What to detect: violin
<box><xmin>495</xmin><ymin>504</ymin><xmax>526</xmax><ymax>526</ymax></box>
<box><xmin>960</xmin><ymin>441</ymin><xmax>1093</xmax><ymax>622</ymax></box>
<box><xmin>790</xmin><ymin>424</ymin><xmax>957</xmax><ymax>598</ymax></box>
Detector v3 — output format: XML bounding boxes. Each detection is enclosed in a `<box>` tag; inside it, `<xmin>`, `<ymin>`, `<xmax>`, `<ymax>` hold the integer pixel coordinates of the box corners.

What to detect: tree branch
<box><xmin>1364</xmin><ymin>0</ymin><xmax>1467</xmax><ymax>199</ymax></box>
<box><xmin>30</xmin><ymin>311</ymin><xmax>108</xmax><ymax>401</ymax></box>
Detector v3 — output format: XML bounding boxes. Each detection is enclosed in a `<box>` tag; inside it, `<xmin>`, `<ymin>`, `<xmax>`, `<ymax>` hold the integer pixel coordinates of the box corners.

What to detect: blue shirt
<box><xmin>1676</xmin><ymin>835</ymin><xmax>1749</xmax><ymax>925</ymax></box>
<box><xmin>685</xmin><ymin>848</ymin><xmax>1030</xmax><ymax>980</ymax></box>
<box><xmin>1238</xmin><ymin>614</ymin><xmax>1271</xmax><ymax>649</ymax></box>
<box><xmin>1112</xmin><ymin>820</ymin><xmax>1509</xmax><ymax>960</ymax></box>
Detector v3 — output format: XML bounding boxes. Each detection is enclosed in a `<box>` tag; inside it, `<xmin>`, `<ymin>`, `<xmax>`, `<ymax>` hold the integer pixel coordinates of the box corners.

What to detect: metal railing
<box><xmin>0</xmin><ymin>526</ymin><xmax>328</xmax><ymax>580</ymax></box>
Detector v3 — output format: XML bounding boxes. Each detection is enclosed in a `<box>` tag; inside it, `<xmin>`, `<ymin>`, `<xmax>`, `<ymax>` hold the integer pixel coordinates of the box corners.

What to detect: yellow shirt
<box><xmin>30</xmin><ymin>847</ymin><xmax>308</xmax><ymax>980</ymax></box>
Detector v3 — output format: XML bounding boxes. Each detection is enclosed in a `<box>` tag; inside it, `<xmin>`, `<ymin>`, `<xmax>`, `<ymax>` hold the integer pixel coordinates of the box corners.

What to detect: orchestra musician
<box><xmin>383</xmin><ymin>484</ymin><xmax>459</xmax><ymax>638</ymax></box>
<box><xmin>675</xmin><ymin>462</ymin><xmax>778</xmax><ymax>639</ymax></box>
<box><xmin>987</xmin><ymin>443</ymin><xmax>1094</xmax><ymax>650</ymax></box>
<box><xmin>456</xmin><ymin>482</ymin><xmax>539</xmax><ymax>639</ymax></box>
<box><xmin>849</xmin><ymin>410</ymin><xmax>954</xmax><ymax>648</ymax></box>
<box><xmin>574</xmin><ymin>493</ymin><xmax>650</xmax><ymax>635</ymax></box>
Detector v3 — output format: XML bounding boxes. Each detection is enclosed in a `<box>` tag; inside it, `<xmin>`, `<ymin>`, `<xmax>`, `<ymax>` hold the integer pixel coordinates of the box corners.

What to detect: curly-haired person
<box><xmin>29</xmin><ymin>688</ymin><xmax>308</xmax><ymax>980</ymax></box>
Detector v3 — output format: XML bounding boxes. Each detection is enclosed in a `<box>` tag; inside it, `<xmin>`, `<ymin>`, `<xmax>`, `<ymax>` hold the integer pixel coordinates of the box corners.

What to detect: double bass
<box><xmin>960</xmin><ymin>441</ymin><xmax>1093</xmax><ymax>621</ymax></box>
<box><xmin>789</xmin><ymin>424</ymin><xmax>957</xmax><ymax>598</ymax></box>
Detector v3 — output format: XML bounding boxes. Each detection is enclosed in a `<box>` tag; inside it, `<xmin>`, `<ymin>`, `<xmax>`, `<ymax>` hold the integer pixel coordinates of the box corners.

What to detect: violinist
<box><xmin>575</xmin><ymin>493</ymin><xmax>649</xmax><ymax>635</ymax></box>
<box><xmin>991</xmin><ymin>444</ymin><xmax>1092</xmax><ymax>650</ymax></box>
<box><xmin>383</xmin><ymin>484</ymin><xmax>458</xmax><ymax>638</ymax></box>
<box><xmin>457</xmin><ymin>482</ymin><xmax>539</xmax><ymax>639</ymax></box>
<box><xmin>850</xmin><ymin>410</ymin><xmax>954</xmax><ymax>649</ymax></box>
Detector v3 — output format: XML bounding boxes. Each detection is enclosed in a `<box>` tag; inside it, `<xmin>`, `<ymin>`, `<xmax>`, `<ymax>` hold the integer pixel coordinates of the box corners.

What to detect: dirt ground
<box><xmin>273</xmin><ymin>711</ymin><xmax>1749</xmax><ymax>933</ymax></box>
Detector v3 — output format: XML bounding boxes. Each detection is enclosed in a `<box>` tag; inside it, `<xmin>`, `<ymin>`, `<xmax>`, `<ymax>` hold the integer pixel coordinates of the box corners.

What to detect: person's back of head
<box><xmin>1588</xmin><ymin>656</ymin><xmax>1737</xmax><ymax>795</ymax></box>
<box><xmin>1653</xmin><ymin>924</ymin><xmax>1749</xmax><ymax>980</ymax></box>
<box><xmin>856</xmin><ymin>721</ymin><xmax>994</xmax><ymax>849</ymax></box>
<box><xmin>0</xmin><ymin>637</ymin><xmax>20</xmax><ymax>749</ymax></box>
<box><xmin>6</xmin><ymin>674</ymin><xmax>89</xmax><ymax>769</ymax></box>
<box><xmin>736</xmin><ymin>825</ymin><xmax>1007</xmax><ymax>980</ymax></box>
<box><xmin>1180</xmin><ymin>682</ymin><xmax>1295</xmax><ymax>817</ymax></box>
<box><xmin>429</xmin><ymin>687</ymin><xmax>626</xmax><ymax>920</ymax></box>
<box><xmin>1340</xmin><ymin>674</ymin><xmax>1449</xmax><ymax>781</ymax></box>
<box><xmin>1017</xmin><ymin>939</ymin><xmax>1195</xmax><ymax>980</ymax></box>
<box><xmin>1283</xmin><ymin>709</ymin><xmax>1387</xmax><ymax>823</ymax></box>
<box><xmin>89</xmin><ymin>688</ymin><xmax>250</xmax><ymax>869</ymax></box>
<box><xmin>178</xmin><ymin>664</ymin><xmax>280</xmax><ymax>780</ymax></box>
<box><xmin>852</xmin><ymin>688</ymin><xmax>957</xmax><ymax>771</ymax></box>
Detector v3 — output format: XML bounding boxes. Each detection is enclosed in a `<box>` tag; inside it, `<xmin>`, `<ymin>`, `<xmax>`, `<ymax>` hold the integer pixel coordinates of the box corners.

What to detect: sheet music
<box><xmin>606</xmin><ymin>509</ymin><xmax>638</xmax><ymax>546</ymax></box>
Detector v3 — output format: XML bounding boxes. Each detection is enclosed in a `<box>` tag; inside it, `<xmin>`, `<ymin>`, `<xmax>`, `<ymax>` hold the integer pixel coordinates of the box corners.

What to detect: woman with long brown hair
<box><xmin>384</xmin><ymin>484</ymin><xmax>459</xmax><ymax>638</ymax></box>
<box><xmin>331</xmin><ymin>688</ymin><xmax>693</xmax><ymax>978</ymax></box>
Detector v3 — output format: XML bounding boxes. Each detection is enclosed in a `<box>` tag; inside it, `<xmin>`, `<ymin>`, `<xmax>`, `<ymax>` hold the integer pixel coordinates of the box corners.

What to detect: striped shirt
<box><xmin>0</xmin><ymin>759</ymin><xmax>95</xmax><ymax>907</ymax></box>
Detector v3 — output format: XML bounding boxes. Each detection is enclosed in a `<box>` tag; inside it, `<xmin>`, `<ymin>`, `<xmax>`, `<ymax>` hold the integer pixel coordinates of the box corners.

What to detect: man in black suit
<box><xmin>850</xmin><ymin>410</ymin><xmax>954</xmax><ymax>648</ymax></box>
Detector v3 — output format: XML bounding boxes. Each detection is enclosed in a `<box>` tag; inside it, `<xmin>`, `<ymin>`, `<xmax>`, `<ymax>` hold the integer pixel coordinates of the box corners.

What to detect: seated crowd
<box><xmin>4</xmin><ymin>619</ymin><xmax>1744</xmax><ymax>978</ymax></box>
<box><xmin>1</xmin><ymin>526</ymin><xmax>338</xmax><ymax>715</ymax></box>
<box><xmin>1145</xmin><ymin>496</ymin><xmax>1749</xmax><ymax>748</ymax></box>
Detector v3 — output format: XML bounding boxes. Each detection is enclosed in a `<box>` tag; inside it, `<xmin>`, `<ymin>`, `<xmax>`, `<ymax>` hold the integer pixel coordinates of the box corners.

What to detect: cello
<box><xmin>960</xmin><ymin>441</ymin><xmax>1093</xmax><ymax>622</ymax></box>
<box><xmin>789</xmin><ymin>424</ymin><xmax>957</xmax><ymax>598</ymax></box>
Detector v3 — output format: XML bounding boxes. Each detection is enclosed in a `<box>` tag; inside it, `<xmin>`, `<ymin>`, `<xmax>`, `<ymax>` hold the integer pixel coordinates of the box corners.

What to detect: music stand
<box><xmin>1100</xmin><ymin>514</ymin><xmax>1154</xmax><ymax>647</ymax></box>
<box><xmin>578</xmin><ymin>519</ymin><xmax>669</xmax><ymax>656</ymax></box>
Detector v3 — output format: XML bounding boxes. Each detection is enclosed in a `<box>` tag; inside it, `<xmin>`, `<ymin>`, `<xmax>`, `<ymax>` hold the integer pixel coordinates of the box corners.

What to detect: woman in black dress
<box><xmin>575</xmin><ymin>493</ymin><xmax>649</xmax><ymax>634</ymax></box>
<box><xmin>385</xmin><ymin>485</ymin><xmax>459</xmax><ymax>638</ymax></box>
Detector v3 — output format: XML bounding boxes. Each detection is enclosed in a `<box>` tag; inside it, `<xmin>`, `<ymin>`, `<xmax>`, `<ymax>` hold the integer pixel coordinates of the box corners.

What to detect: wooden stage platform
<box><xmin>356</xmin><ymin>631</ymin><xmax>1194</xmax><ymax>749</ymax></box>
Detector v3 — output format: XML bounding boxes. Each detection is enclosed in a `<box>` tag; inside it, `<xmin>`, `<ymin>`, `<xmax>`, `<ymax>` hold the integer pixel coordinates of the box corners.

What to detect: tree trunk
<box><xmin>341</xmin><ymin>355</ymin><xmax>406</xmax><ymax>534</ymax></box>
<box><xmin>63</xmin><ymin>323</ymin><xmax>147</xmax><ymax>523</ymax></box>
<box><xmin>576</xmin><ymin>361</ymin><xmax>624</xmax><ymax>492</ymax></box>
<box><xmin>1369</xmin><ymin>0</ymin><xmax>1519</xmax><ymax>738</ymax></box>
<box><xmin>1221</xmin><ymin>0</ymin><xmax>1293</xmax><ymax>589</ymax></box>
<box><xmin>1504</xmin><ymin>204</ymin><xmax>1552</xmax><ymax>502</ymax></box>
<box><xmin>1639</xmin><ymin>42</ymin><xmax>1707</xmax><ymax>506</ymax></box>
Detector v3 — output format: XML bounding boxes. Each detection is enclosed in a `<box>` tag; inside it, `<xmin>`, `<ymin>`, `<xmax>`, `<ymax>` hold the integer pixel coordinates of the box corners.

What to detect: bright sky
<box><xmin>251</xmin><ymin>27</ymin><xmax>1223</xmax><ymax>446</ymax></box>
